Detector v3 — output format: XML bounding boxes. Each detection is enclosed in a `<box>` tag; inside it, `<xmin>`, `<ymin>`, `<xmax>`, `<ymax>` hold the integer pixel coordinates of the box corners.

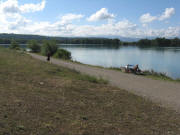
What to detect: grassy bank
<box><xmin>72</xmin><ymin>60</ymin><xmax>180</xmax><ymax>82</ymax></box>
<box><xmin>110</xmin><ymin>67</ymin><xmax>180</xmax><ymax>82</ymax></box>
<box><xmin>1</xmin><ymin>47</ymin><xmax>180</xmax><ymax>135</ymax></box>
<box><xmin>142</xmin><ymin>70</ymin><xmax>180</xmax><ymax>82</ymax></box>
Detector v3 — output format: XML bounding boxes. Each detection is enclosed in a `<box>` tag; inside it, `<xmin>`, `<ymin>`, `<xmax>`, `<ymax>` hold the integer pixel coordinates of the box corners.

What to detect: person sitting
<box><xmin>125</xmin><ymin>64</ymin><xmax>130</xmax><ymax>72</ymax></box>
<box><xmin>133</xmin><ymin>64</ymin><xmax>141</xmax><ymax>73</ymax></box>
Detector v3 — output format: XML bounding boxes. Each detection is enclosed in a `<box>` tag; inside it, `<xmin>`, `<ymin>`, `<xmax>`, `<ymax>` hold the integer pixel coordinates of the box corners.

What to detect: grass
<box><xmin>1</xmin><ymin>47</ymin><xmax>180</xmax><ymax>135</ymax></box>
<box><xmin>71</xmin><ymin>60</ymin><xmax>180</xmax><ymax>82</ymax></box>
<box><xmin>108</xmin><ymin>67</ymin><xmax>180</xmax><ymax>82</ymax></box>
<box><xmin>142</xmin><ymin>70</ymin><xmax>180</xmax><ymax>82</ymax></box>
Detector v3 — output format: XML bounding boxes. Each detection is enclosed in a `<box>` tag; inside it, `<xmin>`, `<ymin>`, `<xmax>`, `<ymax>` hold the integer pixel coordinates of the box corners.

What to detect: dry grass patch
<box><xmin>0</xmin><ymin>47</ymin><xmax>180</xmax><ymax>135</ymax></box>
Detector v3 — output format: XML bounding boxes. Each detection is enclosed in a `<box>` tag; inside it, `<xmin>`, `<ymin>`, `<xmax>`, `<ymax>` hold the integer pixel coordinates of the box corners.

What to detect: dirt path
<box><xmin>30</xmin><ymin>53</ymin><xmax>180</xmax><ymax>111</ymax></box>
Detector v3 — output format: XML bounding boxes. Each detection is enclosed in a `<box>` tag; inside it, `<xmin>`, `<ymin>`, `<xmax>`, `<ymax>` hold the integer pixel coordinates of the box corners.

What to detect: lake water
<box><xmin>1</xmin><ymin>44</ymin><xmax>180</xmax><ymax>79</ymax></box>
<box><xmin>60</xmin><ymin>44</ymin><xmax>180</xmax><ymax>79</ymax></box>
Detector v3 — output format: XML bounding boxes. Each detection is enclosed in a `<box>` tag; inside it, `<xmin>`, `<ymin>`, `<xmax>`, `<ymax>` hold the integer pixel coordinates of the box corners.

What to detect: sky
<box><xmin>0</xmin><ymin>0</ymin><xmax>180</xmax><ymax>38</ymax></box>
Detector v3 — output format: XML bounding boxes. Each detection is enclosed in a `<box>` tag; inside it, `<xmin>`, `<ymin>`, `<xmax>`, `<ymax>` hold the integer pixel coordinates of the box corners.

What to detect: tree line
<box><xmin>0</xmin><ymin>33</ymin><xmax>180</xmax><ymax>46</ymax></box>
<box><xmin>0</xmin><ymin>38</ymin><xmax>122</xmax><ymax>45</ymax></box>
<box><xmin>136</xmin><ymin>37</ymin><xmax>180</xmax><ymax>47</ymax></box>
<box><xmin>0</xmin><ymin>33</ymin><xmax>121</xmax><ymax>45</ymax></box>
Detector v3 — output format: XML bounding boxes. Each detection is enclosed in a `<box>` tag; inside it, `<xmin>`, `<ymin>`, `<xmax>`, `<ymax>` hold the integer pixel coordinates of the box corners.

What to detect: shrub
<box><xmin>9</xmin><ymin>39</ymin><xmax>20</xmax><ymax>50</ymax></box>
<box><xmin>41</xmin><ymin>40</ymin><xmax>58</xmax><ymax>56</ymax></box>
<box><xmin>54</xmin><ymin>49</ymin><xmax>71</xmax><ymax>60</ymax></box>
<box><xmin>27</xmin><ymin>40</ymin><xmax>41</xmax><ymax>53</ymax></box>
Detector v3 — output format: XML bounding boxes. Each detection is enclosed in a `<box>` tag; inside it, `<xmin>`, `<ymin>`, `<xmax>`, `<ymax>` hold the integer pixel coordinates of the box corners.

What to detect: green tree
<box><xmin>138</xmin><ymin>39</ymin><xmax>151</xmax><ymax>46</ymax></box>
<box><xmin>171</xmin><ymin>38</ymin><xmax>180</xmax><ymax>46</ymax></box>
<box><xmin>27</xmin><ymin>40</ymin><xmax>41</xmax><ymax>53</ymax></box>
<box><xmin>41</xmin><ymin>40</ymin><xmax>58</xmax><ymax>56</ymax></box>
<box><xmin>54</xmin><ymin>49</ymin><xmax>71</xmax><ymax>60</ymax></box>
<box><xmin>9</xmin><ymin>39</ymin><xmax>20</xmax><ymax>50</ymax></box>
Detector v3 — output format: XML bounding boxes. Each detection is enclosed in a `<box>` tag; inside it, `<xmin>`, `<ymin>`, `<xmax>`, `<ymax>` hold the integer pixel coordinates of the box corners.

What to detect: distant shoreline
<box><xmin>0</xmin><ymin>33</ymin><xmax>180</xmax><ymax>46</ymax></box>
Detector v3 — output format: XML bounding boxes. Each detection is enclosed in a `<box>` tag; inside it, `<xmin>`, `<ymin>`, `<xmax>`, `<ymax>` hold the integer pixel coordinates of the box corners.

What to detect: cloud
<box><xmin>30</xmin><ymin>19</ymin><xmax>179</xmax><ymax>38</ymax></box>
<box><xmin>20</xmin><ymin>0</ymin><xmax>46</xmax><ymax>13</ymax></box>
<box><xmin>1</xmin><ymin>16</ymin><xmax>180</xmax><ymax>38</ymax></box>
<box><xmin>159</xmin><ymin>8</ymin><xmax>175</xmax><ymax>21</ymax></box>
<box><xmin>0</xmin><ymin>0</ymin><xmax>46</xmax><ymax>14</ymax></box>
<box><xmin>59</xmin><ymin>13</ymin><xmax>84</xmax><ymax>24</ymax></box>
<box><xmin>0</xmin><ymin>1</ymin><xmax>179</xmax><ymax>38</ymax></box>
<box><xmin>140</xmin><ymin>13</ymin><xmax>157</xmax><ymax>23</ymax></box>
<box><xmin>140</xmin><ymin>7</ymin><xmax>175</xmax><ymax>24</ymax></box>
<box><xmin>1</xmin><ymin>0</ymin><xmax>20</xmax><ymax>14</ymax></box>
<box><xmin>87</xmin><ymin>8</ymin><xmax>115</xmax><ymax>22</ymax></box>
<box><xmin>0</xmin><ymin>0</ymin><xmax>45</xmax><ymax>32</ymax></box>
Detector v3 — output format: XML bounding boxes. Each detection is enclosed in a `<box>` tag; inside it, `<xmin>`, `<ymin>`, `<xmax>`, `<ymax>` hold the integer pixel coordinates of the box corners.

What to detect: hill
<box><xmin>1</xmin><ymin>47</ymin><xmax>180</xmax><ymax>134</ymax></box>
<box><xmin>0</xmin><ymin>33</ymin><xmax>123</xmax><ymax>45</ymax></box>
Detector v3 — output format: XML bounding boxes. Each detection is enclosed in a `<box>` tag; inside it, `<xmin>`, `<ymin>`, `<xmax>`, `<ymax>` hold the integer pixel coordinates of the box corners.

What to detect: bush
<box><xmin>27</xmin><ymin>40</ymin><xmax>41</xmax><ymax>53</ymax></box>
<box><xmin>41</xmin><ymin>40</ymin><xmax>58</xmax><ymax>56</ymax></box>
<box><xmin>9</xmin><ymin>39</ymin><xmax>20</xmax><ymax>50</ymax></box>
<box><xmin>54</xmin><ymin>49</ymin><xmax>71</xmax><ymax>60</ymax></box>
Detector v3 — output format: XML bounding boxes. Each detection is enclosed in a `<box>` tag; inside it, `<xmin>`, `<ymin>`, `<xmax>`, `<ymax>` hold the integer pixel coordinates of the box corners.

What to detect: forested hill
<box><xmin>0</xmin><ymin>33</ymin><xmax>180</xmax><ymax>46</ymax></box>
<box><xmin>0</xmin><ymin>33</ymin><xmax>121</xmax><ymax>45</ymax></box>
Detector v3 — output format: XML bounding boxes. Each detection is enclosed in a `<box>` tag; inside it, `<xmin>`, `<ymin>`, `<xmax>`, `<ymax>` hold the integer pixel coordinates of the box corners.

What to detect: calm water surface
<box><xmin>60</xmin><ymin>45</ymin><xmax>180</xmax><ymax>79</ymax></box>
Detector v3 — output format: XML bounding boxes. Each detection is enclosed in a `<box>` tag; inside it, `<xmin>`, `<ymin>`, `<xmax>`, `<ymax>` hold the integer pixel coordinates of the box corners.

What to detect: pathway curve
<box><xmin>30</xmin><ymin>53</ymin><xmax>180</xmax><ymax>111</ymax></box>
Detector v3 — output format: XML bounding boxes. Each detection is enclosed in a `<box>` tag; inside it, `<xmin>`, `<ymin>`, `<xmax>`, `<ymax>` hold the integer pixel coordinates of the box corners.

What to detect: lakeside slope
<box><xmin>30</xmin><ymin>53</ymin><xmax>180</xmax><ymax>111</ymax></box>
<box><xmin>1</xmin><ymin>47</ymin><xmax>180</xmax><ymax>134</ymax></box>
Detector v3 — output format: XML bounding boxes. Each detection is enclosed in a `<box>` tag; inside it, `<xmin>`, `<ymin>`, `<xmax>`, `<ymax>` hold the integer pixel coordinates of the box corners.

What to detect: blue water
<box><xmin>60</xmin><ymin>45</ymin><xmax>180</xmax><ymax>79</ymax></box>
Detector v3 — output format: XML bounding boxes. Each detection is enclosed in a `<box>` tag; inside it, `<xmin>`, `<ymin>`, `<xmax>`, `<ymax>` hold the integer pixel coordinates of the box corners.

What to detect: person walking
<box><xmin>47</xmin><ymin>52</ymin><xmax>51</xmax><ymax>62</ymax></box>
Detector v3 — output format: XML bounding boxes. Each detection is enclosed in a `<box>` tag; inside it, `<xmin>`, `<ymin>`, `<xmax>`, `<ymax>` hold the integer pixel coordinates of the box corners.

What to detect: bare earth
<box><xmin>30</xmin><ymin>53</ymin><xmax>180</xmax><ymax>112</ymax></box>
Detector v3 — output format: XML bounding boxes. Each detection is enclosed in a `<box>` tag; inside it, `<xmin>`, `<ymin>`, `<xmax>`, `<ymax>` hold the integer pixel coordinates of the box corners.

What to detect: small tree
<box><xmin>41</xmin><ymin>40</ymin><xmax>58</xmax><ymax>56</ymax></box>
<box><xmin>54</xmin><ymin>49</ymin><xmax>71</xmax><ymax>60</ymax></box>
<box><xmin>27</xmin><ymin>40</ymin><xmax>41</xmax><ymax>53</ymax></box>
<box><xmin>9</xmin><ymin>39</ymin><xmax>20</xmax><ymax>50</ymax></box>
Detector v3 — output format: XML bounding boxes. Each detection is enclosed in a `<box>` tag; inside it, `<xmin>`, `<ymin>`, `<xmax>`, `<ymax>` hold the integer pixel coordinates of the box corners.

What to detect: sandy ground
<box><xmin>30</xmin><ymin>53</ymin><xmax>180</xmax><ymax>112</ymax></box>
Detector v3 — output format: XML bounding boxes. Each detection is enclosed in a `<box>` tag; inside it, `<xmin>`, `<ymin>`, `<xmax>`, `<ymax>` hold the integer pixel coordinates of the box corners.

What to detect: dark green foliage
<box><xmin>27</xmin><ymin>40</ymin><xmax>41</xmax><ymax>52</ymax></box>
<box><xmin>0</xmin><ymin>33</ymin><xmax>122</xmax><ymax>45</ymax></box>
<box><xmin>170</xmin><ymin>38</ymin><xmax>180</xmax><ymax>46</ymax></box>
<box><xmin>54</xmin><ymin>49</ymin><xmax>71</xmax><ymax>60</ymax></box>
<box><xmin>138</xmin><ymin>39</ymin><xmax>151</xmax><ymax>46</ymax></box>
<box><xmin>137</xmin><ymin>37</ymin><xmax>180</xmax><ymax>46</ymax></box>
<box><xmin>0</xmin><ymin>33</ymin><xmax>180</xmax><ymax>46</ymax></box>
<box><xmin>9</xmin><ymin>39</ymin><xmax>20</xmax><ymax>50</ymax></box>
<box><xmin>41</xmin><ymin>40</ymin><xmax>58</xmax><ymax>56</ymax></box>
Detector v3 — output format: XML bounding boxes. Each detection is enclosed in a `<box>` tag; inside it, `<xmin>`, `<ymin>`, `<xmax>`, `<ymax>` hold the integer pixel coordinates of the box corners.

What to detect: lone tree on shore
<box><xmin>9</xmin><ymin>39</ymin><xmax>20</xmax><ymax>50</ymax></box>
<box><xmin>41</xmin><ymin>40</ymin><xmax>58</xmax><ymax>56</ymax></box>
<box><xmin>54</xmin><ymin>49</ymin><xmax>71</xmax><ymax>60</ymax></box>
<box><xmin>27</xmin><ymin>40</ymin><xmax>41</xmax><ymax>53</ymax></box>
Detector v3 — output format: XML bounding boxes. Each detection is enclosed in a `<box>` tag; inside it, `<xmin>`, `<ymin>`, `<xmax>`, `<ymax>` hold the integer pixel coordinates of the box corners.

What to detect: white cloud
<box><xmin>35</xmin><ymin>20</ymin><xmax>178</xmax><ymax>38</ymax></box>
<box><xmin>59</xmin><ymin>13</ymin><xmax>84</xmax><ymax>24</ymax></box>
<box><xmin>87</xmin><ymin>8</ymin><xmax>115</xmax><ymax>22</ymax></box>
<box><xmin>159</xmin><ymin>8</ymin><xmax>175</xmax><ymax>21</ymax></box>
<box><xmin>20</xmin><ymin>0</ymin><xmax>46</xmax><ymax>13</ymax></box>
<box><xmin>0</xmin><ymin>1</ymin><xmax>179</xmax><ymax>38</ymax></box>
<box><xmin>0</xmin><ymin>0</ymin><xmax>46</xmax><ymax>14</ymax></box>
<box><xmin>140</xmin><ymin>13</ymin><xmax>157</xmax><ymax>23</ymax></box>
<box><xmin>140</xmin><ymin>7</ymin><xmax>175</xmax><ymax>24</ymax></box>
<box><xmin>0</xmin><ymin>0</ymin><xmax>45</xmax><ymax>32</ymax></box>
<box><xmin>0</xmin><ymin>0</ymin><xmax>19</xmax><ymax>14</ymax></box>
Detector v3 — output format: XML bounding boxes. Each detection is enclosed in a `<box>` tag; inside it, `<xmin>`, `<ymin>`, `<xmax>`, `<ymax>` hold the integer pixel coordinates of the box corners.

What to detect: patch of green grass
<box><xmin>143</xmin><ymin>70</ymin><xmax>180</xmax><ymax>82</ymax></box>
<box><xmin>109</xmin><ymin>67</ymin><xmax>122</xmax><ymax>71</ymax></box>
<box><xmin>1</xmin><ymin>47</ymin><xmax>180</xmax><ymax>135</ymax></box>
<box><xmin>77</xmin><ymin>74</ymin><xmax>108</xmax><ymax>84</ymax></box>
